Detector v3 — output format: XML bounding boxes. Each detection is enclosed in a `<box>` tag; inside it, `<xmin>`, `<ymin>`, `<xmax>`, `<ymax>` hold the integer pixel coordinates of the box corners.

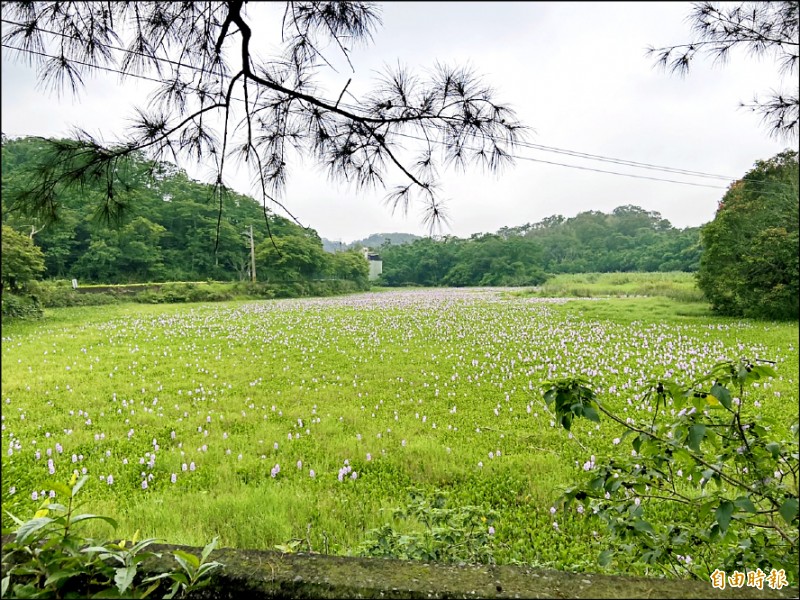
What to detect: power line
<box><xmin>2</xmin><ymin>18</ymin><xmax>742</xmax><ymax>182</ymax></box>
<box><xmin>4</xmin><ymin>41</ymin><xmax>794</xmax><ymax>194</ymax></box>
<box><xmin>384</xmin><ymin>130</ymin><xmax>728</xmax><ymax>189</ymax></box>
<box><xmin>506</xmin><ymin>142</ymin><xmax>735</xmax><ymax>181</ymax></box>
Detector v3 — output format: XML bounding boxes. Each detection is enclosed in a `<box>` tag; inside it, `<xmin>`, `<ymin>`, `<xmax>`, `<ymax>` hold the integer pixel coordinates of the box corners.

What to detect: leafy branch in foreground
<box><xmin>1</xmin><ymin>473</ymin><xmax>222</xmax><ymax>599</ymax></box>
<box><xmin>543</xmin><ymin>357</ymin><xmax>799</xmax><ymax>581</ymax></box>
<box><xmin>1</xmin><ymin>1</ymin><xmax>527</xmax><ymax>234</ymax></box>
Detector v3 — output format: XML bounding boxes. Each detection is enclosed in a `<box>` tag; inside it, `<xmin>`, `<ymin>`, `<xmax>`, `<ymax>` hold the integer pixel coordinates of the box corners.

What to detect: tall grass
<box><xmin>519</xmin><ymin>272</ymin><xmax>706</xmax><ymax>302</ymax></box>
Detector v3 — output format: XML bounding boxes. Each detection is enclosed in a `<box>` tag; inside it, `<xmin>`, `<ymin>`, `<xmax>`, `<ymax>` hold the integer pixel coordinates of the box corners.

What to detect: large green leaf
<box><xmin>733</xmin><ymin>496</ymin><xmax>757</xmax><ymax>514</ymax></box>
<box><xmin>115</xmin><ymin>566</ymin><xmax>136</xmax><ymax>595</ymax></box>
<box><xmin>598</xmin><ymin>549</ymin><xmax>613</xmax><ymax>567</ymax></box>
<box><xmin>632</xmin><ymin>519</ymin><xmax>654</xmax><ymax>535</ymax></box>
<box><xmin>715</xmin><ymin>501</ymin><xmax>734</xmax><ymax>533</ymax></box>
<box><xmin>687</xmin><ymin>424</ymin><xmax>706</xmax><ymax>452</ymax></box>
<box><xmin>778</xmin><ymin>498</ymin><xmax>798</xmax><ymax>525</ymax></box>
<box><xmin>70</xmin><ymin>514</ymin><xmax>118</xmax><ymax>530</ymax></box>
<box><xmin>44</xmin><ymin>570</ymin><xmax>80</xmax><ymax>588</ymax></box>
<box><xmin>71</xmin><ymin>475</ymin><xmax>89</xmax><ymax>498</ymax></box>
<box><xmin>583</xmin><ymin>404</ymin><xmax>600</xmax><ymax>423</ymax></box>
<box><xmin>15</xmin><ymin>517</ymin><xmax>55</xmax><ymax>543</ymax></box>
<box><xmin>709</xmin><ymin>384</ymin><xmax>732</xmax><ymax>410</ymax></box>
<box><xmin>200</xmin><ymin>537</ymin><xmax>219</xmax><ymax>564</ymax></box>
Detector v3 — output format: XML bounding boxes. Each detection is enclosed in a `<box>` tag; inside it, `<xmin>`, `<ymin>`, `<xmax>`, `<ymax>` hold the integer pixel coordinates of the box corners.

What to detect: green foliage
<box><xmin>697</xmin><ymin>150</ymin><xmax>799</xmax><ymax>320</ymax></box>
<box><xmin>378</xmin><ymin>207</ymin><xmax>701</xmax><ymax>287</ymax></box>
<box><xmin>1</xmin><ymin>474</ymin><xmax>222</xmax><ymax>599</ymax></box>
<box><xmin>547</xmin><ymin>358</ymin><xmax>799</xmax><ymax>580</ymax></box>
<box><xmin>328</xmin><ymin>250</ymin><xmax>369</xmax><ymax>284</ymax></box>
<box><xmin>524</xmin><ymin>272</ymin><xmax>706</xmax><ymax>302</ymax></box>
<box><xmin>20</xmin><ymin>278</ymin><xmax>368</xmax><ymax>310</ymax></box>
<box><xmin>2</xmin><ymin>224</ymin><xmax>46</xmax><ymax>291</ymax></box>
<box><xmin>358</xmin><ymin>490</ymin><xmax>499</xmax><ymax>564</ymax></box>
<box><xmin>542</xmin><ymin>377</ymin><xmax>601</xmax><ymax>431</ymax></box>
<box><xmin>255</xmin><ymin>232</ymin><xmax>330</xmax><ymax>282</ymax></box>
<box><xmin>1</xmin><ymin>137</ymin><xmax>346</xmax><ymax>286</ymax></box>
<box><xmin>1</xmin><ymin>292</ymin><xmax>43</xmax><ymax>321</ymax></box>
<box><xmin>1</xmin><ymin>292</ymin><xmax>795</xmax><ymax>580</ymax></box>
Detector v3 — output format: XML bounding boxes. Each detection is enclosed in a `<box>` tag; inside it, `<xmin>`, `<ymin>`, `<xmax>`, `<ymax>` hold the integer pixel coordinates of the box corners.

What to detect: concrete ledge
<box><xmin>141</xmin><ymin>543</ymin><xmax>797</xmax><ymax>600</ymax></box>
<box><xmin>3</xmin><ymin>535</ymin><xmax>796</xmax><ymax>599</ymax></box>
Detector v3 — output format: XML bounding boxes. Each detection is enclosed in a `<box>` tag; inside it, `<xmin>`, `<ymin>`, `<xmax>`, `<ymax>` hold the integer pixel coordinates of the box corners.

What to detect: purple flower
<box><xmin>488</xmin><ymin>526</ymin><xmax>495</xmax><ymax>535</ymax></box>
<box><xmin>171</xmin><ymin>473</ymin><xmax>177</xmax><ymax>484</ymax></box>
<box><xmin>141</xmin><ymin>480</ymin><xmax>148</xmax><ymax>490</ymax></box>
<box><xmin>31</xmin><ymin>491</ymin><xmax>38</xmax><ymax>501</ymax></box>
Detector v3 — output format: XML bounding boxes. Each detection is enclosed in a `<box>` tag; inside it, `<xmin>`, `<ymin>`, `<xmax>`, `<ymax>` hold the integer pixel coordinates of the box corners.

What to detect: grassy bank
<box><xmin>513</xmin><ymin>271</ymin><xmax>706</xmax><ymax>303</ymax></box>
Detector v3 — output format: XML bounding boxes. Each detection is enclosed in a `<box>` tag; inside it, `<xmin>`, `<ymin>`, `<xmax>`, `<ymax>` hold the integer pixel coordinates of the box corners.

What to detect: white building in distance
<box><xmin>361</xmin><ymin>247</ymin><xmax>383</xmax><ymax>281</ymax></box>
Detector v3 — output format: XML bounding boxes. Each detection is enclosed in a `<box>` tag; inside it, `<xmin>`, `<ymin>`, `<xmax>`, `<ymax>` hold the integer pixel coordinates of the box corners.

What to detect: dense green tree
<box><xmin>697</xmin><ymin>150</ymin><xmax>799</xmax><ymax>320</ymax></box>
<box><xmin>2</xmin><ymin>136</ymin><xmax>345</xmax><ymax>285</ymax></box>
<box><xmin>72</xmin><ymin>239</ymin><xmax>122</xmax><ymax>283</ymax></box>
<box><xmin>378</xmin><ymin>206</ymin><xmax>700</xmax><ymax>288</ymax></box>
<box><xmin>328</xmin><ymin>250</ymin><xmax>369</xmax><ymax>283</ymax></box>
<box><xmin>1</xmin><ymin>225</ymin><xmax>46</xmax><ymax>291</ymax></box>
<box><xmin>256</xmin><ymin>233</ymin><xmax>329</xmax><ymax>282</ymax></box>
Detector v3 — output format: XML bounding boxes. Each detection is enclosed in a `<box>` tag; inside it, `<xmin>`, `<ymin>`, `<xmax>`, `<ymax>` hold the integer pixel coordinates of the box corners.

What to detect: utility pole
<box><xmin>248</xmin><ymin>224</ymin><xmax>257</xmax><ymax>282</ymax></box>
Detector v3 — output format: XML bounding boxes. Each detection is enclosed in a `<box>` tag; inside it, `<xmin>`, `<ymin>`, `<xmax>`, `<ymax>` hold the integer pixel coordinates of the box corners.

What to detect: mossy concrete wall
<box><xmin>141</xmin><ymin>543</ymin><xmax>797</xmax><ymax>600</ymax></box>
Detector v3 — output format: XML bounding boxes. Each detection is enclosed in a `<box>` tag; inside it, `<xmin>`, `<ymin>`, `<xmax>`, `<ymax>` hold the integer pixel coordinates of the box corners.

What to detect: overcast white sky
<box><xmin>1</xmin><ymin>2</ymin><xmax>792</xmax><ymax>243</ymax></box>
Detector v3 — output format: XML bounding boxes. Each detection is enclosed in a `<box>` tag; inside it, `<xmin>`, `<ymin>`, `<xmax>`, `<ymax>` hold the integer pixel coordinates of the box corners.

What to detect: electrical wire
<box><xmin>3</xmin><ymin>32</ymin><xmax>796</xmax><ymax>195</ymax></box>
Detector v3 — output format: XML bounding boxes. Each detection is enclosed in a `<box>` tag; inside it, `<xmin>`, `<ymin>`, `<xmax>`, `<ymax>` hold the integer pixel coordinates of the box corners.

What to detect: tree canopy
<box><xmin>1</xmin><ymin>1</ymin><xmax>525</xmax><ymax>233</ymax></box>
<box><xmin>697</xmin><ymin>149</ymin><xmax>799</xmax><ymax>320</ymax></box>
<box><xmin>2</xmin><ymin>135</ymin><xmax>360</xmax><ymax>284</ymax></box>
<box><xmin>1</xmin><ymin>224</ymin><xmax>46</xmax><ymax>291</ymax></box>
<box><xmin>2</xmin><ymin>136</ymin><xmax>701</xmax><ymax>288</ymax></box>
<box><xmin>378</xmin><ymin>207</ymin><xmax>701</xmax><ymax>287</ymax></box>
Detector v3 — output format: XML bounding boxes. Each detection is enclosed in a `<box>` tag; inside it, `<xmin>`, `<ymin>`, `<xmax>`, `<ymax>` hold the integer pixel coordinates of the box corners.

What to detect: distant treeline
<box><xmin>2</xmin><ymin>136</ymin><xmax>699</xmax><ymax>290</ymax></box>
<box><xmin>1</xmin><ymin>136</ymin><xmax>367</xmax><ymax>285</ymax></box>
<box><xmin>378</xmin><ymin>207</ymin><xmax>701</xmax><ymax>287</ymax></box>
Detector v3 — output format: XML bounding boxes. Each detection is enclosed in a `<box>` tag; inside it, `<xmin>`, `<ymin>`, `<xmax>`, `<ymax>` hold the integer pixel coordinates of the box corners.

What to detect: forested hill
<box><xmin>2</xmin><ymin>136</ymin><xmax>701</xmax><ymax>287</ymax></box>
<box><xmin>322</xmin><ymin>233</ymin><xmax>421</xmax><ymax>253</ymax></box>
<box><xmin>377</xmin><ymin>207</ymin><xmax>702</xmax><ymax>287</ymax></box>
<box><xmin>1</xmin><ymin>136</ymin><xmax>368</xmax><ymax>284</ymax></box>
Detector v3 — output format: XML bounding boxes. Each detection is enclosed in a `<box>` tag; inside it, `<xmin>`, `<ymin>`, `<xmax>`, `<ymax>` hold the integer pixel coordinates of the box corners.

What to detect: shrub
<box><xmin>545</xmin><ymin>358</ymin><xmax>799</xmax><ymax>580</ymax></box>
<box><xmin>1</xmin><ymin>292</ymin><xmax>43</xmax><ymax>321</ymax></box>
<box><xmin>1</xmin><ymin>474</ymin><xmax>222</xmax><ymax>599</ymax></box>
